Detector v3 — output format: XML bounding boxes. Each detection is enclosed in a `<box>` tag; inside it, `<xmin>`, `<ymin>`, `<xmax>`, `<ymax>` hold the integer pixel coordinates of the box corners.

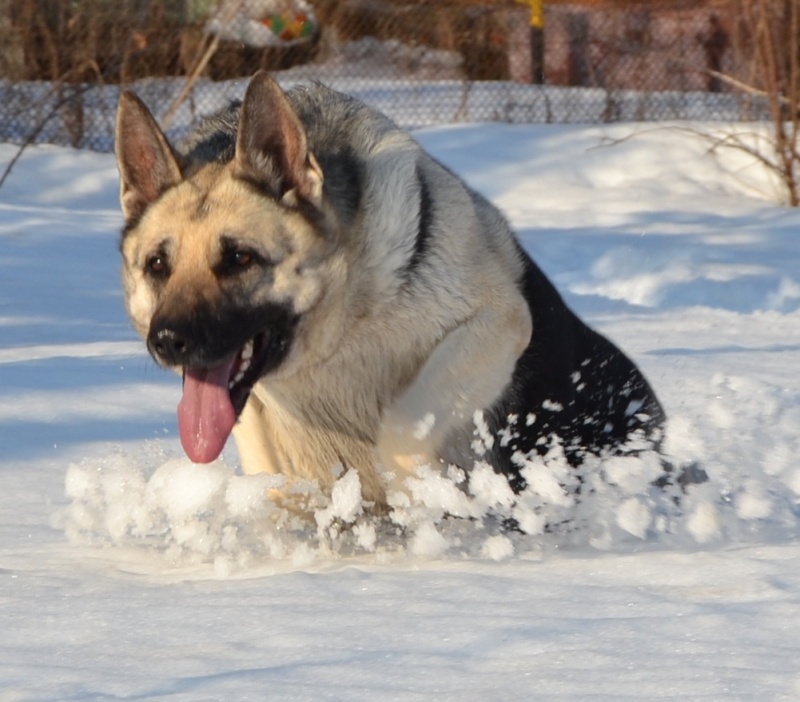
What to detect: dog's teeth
<box><xmin>241</xmin><ymin>341</ymin><xmax>254</xmax><ymax>361</ymax></box>
<box><xmin>230</xmin><ymin>371</ymin><xmax>245</xmax><ymax>388</ymax></box>
<box><xmin>240</xmin><ymin>358</ymin><xmax>251</xmax><ymax>373</ymax></box>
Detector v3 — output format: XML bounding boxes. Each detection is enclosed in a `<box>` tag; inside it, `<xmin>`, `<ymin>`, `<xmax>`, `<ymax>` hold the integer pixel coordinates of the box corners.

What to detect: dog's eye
<box><xmin>145</xmin><ymin>254</ymin><xmax>169</xmax><ymax>278</ymax></box>
<box><xmin>225</xmin><ymin>248</ymin><xmax>261</xmax><ymax>272</ymax></box>
<box><xmin>215</xmin><ymin>238</ymin><xmax>267</xmax><ymax>278</ymax></box>
<box><xmin>234</xmin><ymin>251</ymin><xmax>254</xmax><ymax>268</ymax></box>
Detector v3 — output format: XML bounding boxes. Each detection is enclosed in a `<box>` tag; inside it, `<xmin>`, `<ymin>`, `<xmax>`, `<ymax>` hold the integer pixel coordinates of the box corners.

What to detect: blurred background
<box><xmin>0</xmin><ymin>0</ymin><xmax>790</xmax><ymax>151</ymax></box>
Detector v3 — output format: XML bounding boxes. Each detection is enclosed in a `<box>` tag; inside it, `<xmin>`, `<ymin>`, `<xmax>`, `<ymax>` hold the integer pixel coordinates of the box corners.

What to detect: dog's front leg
<box><xmin>377</xmin><ymin>295</ymin><xmax>532</xmax><ymax>497</ymax></box>
<box><xmin>232</xmin><ymin>393</ymin><xmax>286</xmax><ymax>477</ymax></box>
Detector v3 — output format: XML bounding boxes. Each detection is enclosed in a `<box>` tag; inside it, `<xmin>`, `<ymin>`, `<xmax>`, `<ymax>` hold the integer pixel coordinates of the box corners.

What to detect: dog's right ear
<box><xmin>234</xmin><ymin>70</ymin><xmax>323</xmax><ymax>208</ymax></box>
<box><xmin>115</xmin><ymin>91</ymin><xmax>182</xmax><ymax>223</ymax></box>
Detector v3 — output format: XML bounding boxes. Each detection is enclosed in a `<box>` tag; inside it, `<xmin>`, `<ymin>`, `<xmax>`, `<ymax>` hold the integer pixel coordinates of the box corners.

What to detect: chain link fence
<box><xmin>0</xmin><ymin>0</ymin><xmax>772</xmax><ymax>152</ymax></box>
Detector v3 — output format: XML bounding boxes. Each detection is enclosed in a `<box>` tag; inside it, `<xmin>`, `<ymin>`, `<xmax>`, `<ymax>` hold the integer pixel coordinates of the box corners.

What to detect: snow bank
<box><xmin>60</xmin><ymin>377</ymin><xmax>800</xmax><ymax>574</ymax></box>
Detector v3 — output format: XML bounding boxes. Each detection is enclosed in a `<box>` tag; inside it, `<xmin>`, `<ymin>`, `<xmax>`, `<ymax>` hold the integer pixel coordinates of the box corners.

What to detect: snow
<box><xmin>2</xmin><ymin>113</ymin><xmax>800</xmax><ymax>699</ymax></box>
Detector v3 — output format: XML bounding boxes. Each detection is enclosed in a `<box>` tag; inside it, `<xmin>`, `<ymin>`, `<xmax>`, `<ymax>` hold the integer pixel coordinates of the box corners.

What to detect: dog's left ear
<box><xmin>234</xmin><ymin>71</ymin><xmax>323</xmax><ymax>207</ymax></box>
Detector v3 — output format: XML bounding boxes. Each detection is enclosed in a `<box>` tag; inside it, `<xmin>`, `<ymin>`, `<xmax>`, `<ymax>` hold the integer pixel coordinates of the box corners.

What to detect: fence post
<box><xmin>515</xmin><ymin>0</ymin><xmax>545</xmax><ymax>84</ymax></box>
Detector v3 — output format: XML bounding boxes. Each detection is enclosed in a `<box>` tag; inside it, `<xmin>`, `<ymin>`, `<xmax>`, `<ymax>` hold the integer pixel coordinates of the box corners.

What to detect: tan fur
<box><xmin>116</xmin><ymin>73</ymin><xmax>533</xmax><ymax>509</ymax></box>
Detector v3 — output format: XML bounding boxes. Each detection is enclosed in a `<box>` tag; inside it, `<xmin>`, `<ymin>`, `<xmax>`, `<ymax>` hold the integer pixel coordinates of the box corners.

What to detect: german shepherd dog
<box><xmin>115</xmin><ymin>71</ymin><xmax>669</xmax><ymax>508</ymax></box>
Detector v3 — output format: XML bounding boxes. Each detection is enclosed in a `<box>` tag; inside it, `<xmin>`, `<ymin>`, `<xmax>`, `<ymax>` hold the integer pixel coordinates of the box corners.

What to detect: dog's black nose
<box><xmin>148</xmin><ymin>326</ymin><xmax>192</xmax><ymax>366</ymax></box>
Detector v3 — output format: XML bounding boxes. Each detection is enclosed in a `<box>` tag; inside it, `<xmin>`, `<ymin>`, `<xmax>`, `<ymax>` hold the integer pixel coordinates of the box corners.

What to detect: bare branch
<box><xmin>160</xmin><ymin>0</ymin><xmax>245</xmax><ymax>130</ymax></box>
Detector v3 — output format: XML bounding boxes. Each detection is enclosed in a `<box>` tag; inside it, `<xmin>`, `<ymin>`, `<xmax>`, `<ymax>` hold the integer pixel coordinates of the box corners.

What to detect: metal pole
<box><xmin>516</xmin><ymin>0</ymin><xmax>545</xmax><ymax>84</ymax></box>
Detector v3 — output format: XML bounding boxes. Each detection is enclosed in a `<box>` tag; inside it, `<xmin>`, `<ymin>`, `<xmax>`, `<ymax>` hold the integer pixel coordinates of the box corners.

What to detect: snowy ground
<box><xmin>1</xmin><ymin>118</ymin><xmax>800</xmax><ymax>700</ymax></box>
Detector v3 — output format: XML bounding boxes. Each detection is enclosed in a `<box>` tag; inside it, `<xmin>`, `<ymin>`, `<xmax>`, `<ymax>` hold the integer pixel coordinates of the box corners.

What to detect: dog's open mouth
<box><xmin>177</xmin><ymin>332</ymin><xmax>281</xmax><ymax>464</ymax></box>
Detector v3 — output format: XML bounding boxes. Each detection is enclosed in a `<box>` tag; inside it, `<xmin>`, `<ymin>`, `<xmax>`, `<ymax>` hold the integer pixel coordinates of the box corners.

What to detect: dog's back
<box><xmin>287</xmin><ymin>86</ymin><xmax>667</xmax><ymax>489</ymax></box>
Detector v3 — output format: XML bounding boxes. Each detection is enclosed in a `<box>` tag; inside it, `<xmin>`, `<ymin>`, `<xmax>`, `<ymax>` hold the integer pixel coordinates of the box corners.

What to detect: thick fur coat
<box><xmin>115</xmin><ymin>71</ymin><xmax>667</xmax><ymax>508</ymax></box>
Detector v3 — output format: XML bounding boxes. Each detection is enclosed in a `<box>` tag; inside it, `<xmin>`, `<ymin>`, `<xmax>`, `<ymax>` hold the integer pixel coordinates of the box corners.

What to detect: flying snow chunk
<box><xmin>687</xmin><ymin>501</ymin><xmax>721</xmax><ymax>544</ymax></box>
<box><xmin>353</xmin><ymin>521</ymin><xmax>377</xmax><ymax>552</ymax></box>
<box><xmin>405</xmin><ymin>466</ymin><xmax>474</xmax><ymax>519</ymax></box>
<box><xmin>330</xmin><ymin>469</ymin><xmax>364</xmax><ymax>522</ymax></box>
<box><xmin>789</xmin><ymin>470</ymin><xmax>800</xmax><ymax>497</ymax></box>
<box><xmin>735</xmin><ymin>480</ymin><xmax>772</xmax><ymax>520</ymax></box>
<box><xmin>471</xmin><ymin>410</ymin><xmax>495</xmax><ymax>455</ymax></box>
<box><xmin>225</xmin><ymin>473</ymin><xmax>282</xmax><ymax>518</ymax></box>
<box><xmin>316</xmin><ymin>468</ymin><xmax>364</xmax><ymax>533</ymax></box>
<box><xmin>519</xmin><ymin>457</ymin><xmax>572</xmax><ymax>507</ymax></box>
<box><xmin>512</xmin><ymin>503</ymin><xmax>547</xmax><ymax>536</ymax></box>
<box><xmin>411</xmin><ymin>521</ymin><xmax>449</xmax><ymax>558</ymax></box>
<box><xmin>146</xmin><ymin>458</ymin><xmax>228</xmax><ymax>522</ymax></box>
<box><xmin>615</xmin><ymin>497</ymin><xmax>652</xmax><ymax>540</ymax></box>
<box><xmin>468</xmin><ymin>462</ymin><xmax>515</xmax><ymax>509</ymax></box>
<box><xmin>413</xmin><ymin>412</ymin><xmax>436</xmax><ymax>440</ymax></box>
<box><xmin>481</xmin><ymin>534</ymin><xmax>514</xmax><ymax>561</ymax></box>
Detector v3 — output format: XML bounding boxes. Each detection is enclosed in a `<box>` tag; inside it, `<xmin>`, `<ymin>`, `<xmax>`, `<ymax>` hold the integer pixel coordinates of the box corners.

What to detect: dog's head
<box><xmin>115</xmin><ymin>71</ymin><xmax>345</xmax><ymax>464</ymax></box>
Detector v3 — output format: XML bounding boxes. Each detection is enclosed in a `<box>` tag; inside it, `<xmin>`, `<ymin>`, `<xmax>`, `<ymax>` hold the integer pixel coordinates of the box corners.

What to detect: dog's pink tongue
<box><xmin>178</xmin><ymin>362</ymin><xmax>236</xmax><ymax>464</ymax></box>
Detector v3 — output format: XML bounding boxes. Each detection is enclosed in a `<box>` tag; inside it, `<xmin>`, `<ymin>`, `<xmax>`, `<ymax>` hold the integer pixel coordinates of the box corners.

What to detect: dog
<box><xmin>114</xmin><ymin>70</ymin><xmax>669</xmax><ymax>509</ymax></box>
